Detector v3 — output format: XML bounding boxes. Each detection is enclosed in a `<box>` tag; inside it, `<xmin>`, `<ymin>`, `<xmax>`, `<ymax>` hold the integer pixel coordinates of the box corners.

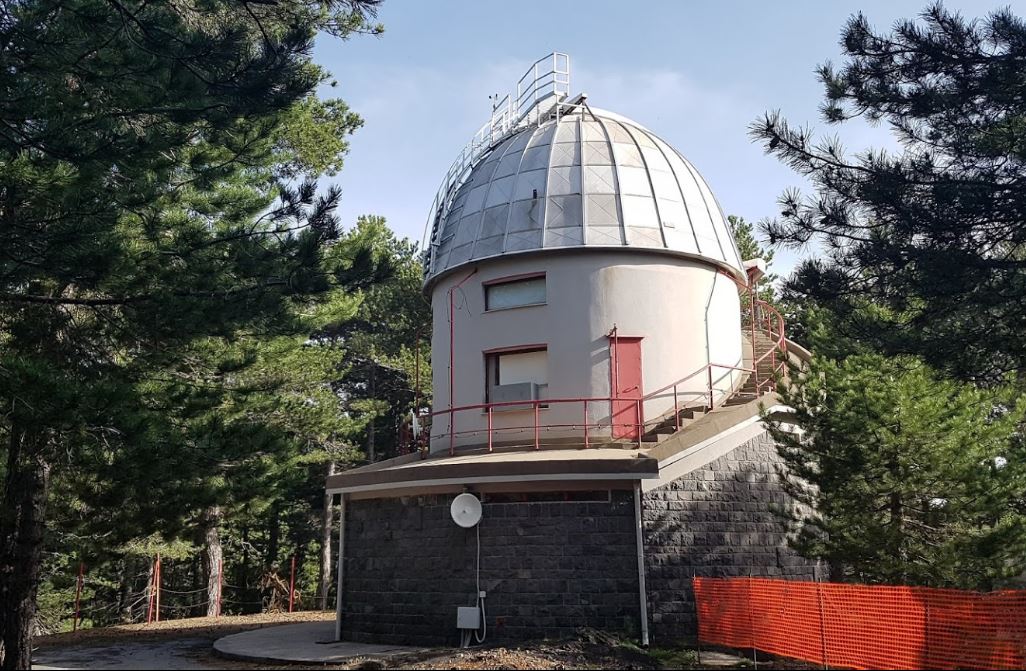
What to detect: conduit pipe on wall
<box><xmin>334</xmin><ymin>495</ymin><xmax>347</xmax><ymax>642</ymax></box>
<box><xmin>703</xmin><ymin>271</ymin><xmax>720</xmax><ymax>399</ymax></box>
<box><xmin>448</xmin><ymin>268</ymin><xmax>479</xmax><ymax>455</ymax></box>
<box><xmin>634</xmin><ymin>482</ymin><xmax>650</xmax><ymax>647</ymax></box>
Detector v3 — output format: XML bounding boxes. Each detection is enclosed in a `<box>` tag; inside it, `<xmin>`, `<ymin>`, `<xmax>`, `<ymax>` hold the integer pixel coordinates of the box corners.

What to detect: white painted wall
<box><xmin>428</xmin><ymin>250</ymin><xmax>743</xmax><ymax>452</ymax></box>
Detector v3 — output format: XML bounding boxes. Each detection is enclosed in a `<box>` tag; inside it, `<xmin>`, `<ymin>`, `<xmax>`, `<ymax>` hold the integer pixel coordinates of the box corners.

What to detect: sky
<box><xmin>313</xmin><ymin>0</ymin><xmax>1022</xmax><ymax>275</ymax></box>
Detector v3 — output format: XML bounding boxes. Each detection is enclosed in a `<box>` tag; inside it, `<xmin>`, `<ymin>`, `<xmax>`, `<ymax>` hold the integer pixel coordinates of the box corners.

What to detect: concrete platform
<box><xmin>213</xmin><ymin>622</ymin><xmax>422</xmax><ymax>664</ymax></box>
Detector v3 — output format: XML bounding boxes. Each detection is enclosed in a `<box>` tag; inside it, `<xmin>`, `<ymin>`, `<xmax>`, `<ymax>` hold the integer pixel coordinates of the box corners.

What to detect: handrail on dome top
<box><xmin>422</xmin><ymin>53</ymin><xmax>572</xmax><ymax>276</ymax></box>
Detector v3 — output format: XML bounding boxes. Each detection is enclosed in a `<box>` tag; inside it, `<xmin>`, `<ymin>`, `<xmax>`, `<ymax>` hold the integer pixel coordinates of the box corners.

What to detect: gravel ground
<box><xmin>34</xmin><ymin>616</ymin><xmax>793</xmax><ymax>670</ymax></box>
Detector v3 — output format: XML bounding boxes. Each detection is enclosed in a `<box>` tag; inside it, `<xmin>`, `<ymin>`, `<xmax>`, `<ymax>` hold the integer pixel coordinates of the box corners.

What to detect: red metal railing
<box><xmin>431</xmin><ymin>395</ymin><xmax>634</xmax><ymax>453</ymax></box>
<box><xmin>412</xmin><ymin>275</ymin><xmax>788</xmax><ymax>456</ymax></box>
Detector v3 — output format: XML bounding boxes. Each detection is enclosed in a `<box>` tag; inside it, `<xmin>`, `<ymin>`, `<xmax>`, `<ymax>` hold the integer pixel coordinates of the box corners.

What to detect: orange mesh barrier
<box><xmin>693</xmin><ymin>577</ymin><xmax>1026</xmax><ymax>670</ymax></box>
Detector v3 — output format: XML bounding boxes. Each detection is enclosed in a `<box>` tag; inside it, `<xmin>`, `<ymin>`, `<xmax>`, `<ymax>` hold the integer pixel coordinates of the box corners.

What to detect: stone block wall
<box><xmin>341</xmin><ymin>492</ymin><xmax>641</xmax><ymax>646</ymax></box>
<box><xmin>641</xmin><ymin>429</ymin><xmax>820</xmax><ymax>643</ymax></box>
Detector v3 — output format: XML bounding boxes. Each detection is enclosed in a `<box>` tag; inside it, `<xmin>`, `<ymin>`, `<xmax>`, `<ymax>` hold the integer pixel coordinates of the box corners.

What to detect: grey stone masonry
<box><xmin>641</xmin><ymin>429</ymin><xmax>819</xmax><ymax>643</ymax></box>
<box><xmin>341</xmin><ymin>492</ymin><xmax>640</xmax><ymax>646</ymax></box>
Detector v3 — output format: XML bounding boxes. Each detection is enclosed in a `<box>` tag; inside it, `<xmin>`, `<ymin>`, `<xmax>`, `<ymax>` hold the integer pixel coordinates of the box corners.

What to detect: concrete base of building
<box><xmin>338</xmin><ymin>428</ymin><xmax>818</xmax><ymax>646</ymax></box>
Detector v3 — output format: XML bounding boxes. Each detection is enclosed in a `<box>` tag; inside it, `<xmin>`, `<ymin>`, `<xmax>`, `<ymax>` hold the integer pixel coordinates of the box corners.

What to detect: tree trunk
<box><xmin>319</xmin><ymin>463</ymin><xmax>336</xmax><ymax>610</ymax></box>
<box><xmin>0</xmin><ymin>426</ymin><xmax>52</xmax><ymax>670</ymax></box>
<box><xmin>267</xmin><ymin>503</ymin><xmax>280</xmax><ymax>567</ymax></box>
<box><xmin>117</xmin><ymin>558</ymin><xmax>136</xmax><ymax>624</ymax></box>
<box><xmin>203</xmin><ymin>506</ymin><xmax>224</xmax><ymax>618</ymax></box>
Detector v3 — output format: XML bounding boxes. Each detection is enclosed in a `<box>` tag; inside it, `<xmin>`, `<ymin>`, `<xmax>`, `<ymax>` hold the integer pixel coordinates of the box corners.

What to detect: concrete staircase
<box><xmin>739</xmin><ymin>329</ymin><xmax>781</xmax><ymax>395</ymax></box>
<box><xmin>638</xmin><ymin>328</ymin><xmax>784</xmax><ymax>448</ymax></box>
<box><xmin>640</xmin><ymin>405</ymin><xmax>710</xmax><ymax>446</ymax></box>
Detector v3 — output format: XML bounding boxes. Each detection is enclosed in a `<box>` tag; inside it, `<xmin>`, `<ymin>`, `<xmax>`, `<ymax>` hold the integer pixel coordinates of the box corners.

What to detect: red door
<box><xmin>610</xmin><ymin>336</ymin><xmax>643</xmax><ymax>440</ymax></box>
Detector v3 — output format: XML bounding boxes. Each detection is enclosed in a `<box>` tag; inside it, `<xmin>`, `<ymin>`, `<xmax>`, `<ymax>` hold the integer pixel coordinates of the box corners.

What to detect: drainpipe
<box><xmin>448</xmin><ymin>268</ymin><xmax>479</xmax><ymax>456</ymax></box>
<box><xmin>334</xmin><ymin>495</ymin><xmax>347</xmax><ymax>641</ymax></box>
<box><xmin>703</xmin><ymin>273</ymin><xmax>720</xmax><ymax>403</ymax></box>
<box><xmin>634</xmin><ymin>482</ymin><xmax>650</xmax><ymax>646</ymax></box>
<box><xmin>607</xmin><ymin>325</ymin><xmax>619</xmax><ymax>433</ymax></box>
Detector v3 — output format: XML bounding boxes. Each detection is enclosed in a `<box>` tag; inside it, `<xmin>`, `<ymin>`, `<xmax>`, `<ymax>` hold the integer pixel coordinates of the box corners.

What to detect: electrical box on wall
<box><xmin>456</xmin><ymin>606</ymin><xmax>481</xmax><ymax>630</ymax></box>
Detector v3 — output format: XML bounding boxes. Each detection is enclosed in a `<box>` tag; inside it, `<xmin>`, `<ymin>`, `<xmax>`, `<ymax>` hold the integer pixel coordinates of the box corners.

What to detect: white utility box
<box><xmin>456</xmin><ymin>606</ymin><xmax>481</xmax><ymax>630</ymax></box>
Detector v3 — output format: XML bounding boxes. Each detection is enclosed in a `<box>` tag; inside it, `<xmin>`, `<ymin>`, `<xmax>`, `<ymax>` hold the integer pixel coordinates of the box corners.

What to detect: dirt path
<box><xmin>34</xmin><ymin>637</ymin><xmax>215</xmax><ymax>670</ymax></box>
<box><xmin>33</xmin><ymin>613</ymin><xmax>334</xmax><ymax>671</ymax></box>
<box><xmin>33</xmin><ymin>615</ymin><xmax>766</xmax><ymax>670</ymax></box>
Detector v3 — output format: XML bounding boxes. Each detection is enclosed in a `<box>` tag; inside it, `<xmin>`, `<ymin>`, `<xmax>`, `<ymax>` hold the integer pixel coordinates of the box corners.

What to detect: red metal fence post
<box><xmin>146</xmin><ymin>555</ymin><xmax>155</xmax><ymax>624</ymax></box>
<box><xmin>217</xmin><ymin>557</ymin><xmax>224</xmax><ymax>618</ymax></box>
<box><xmin>449</xmin><ymin>408</ymin><xmax>455</xmax><ymax>456</ymax></box>
<box><xmin>636</xmin><ymin>399</ymin><xmax>642</xmax><ymax>448</ymax></box>
<box><xmin>73</xmin><ymin>562</ymin><xmax>84</xmax><ymax>632</ymax></box>
<box><xmin>673</xmin><ymin>384</ymin><xmax>680</xmax><ymax>431</ymax></box>
<box><xmin>747</xmin><ymin>575</ymin><xmax>757</xmax><ymax>669</ymax></box>
<box><xmin>487</xmin><ymin>406</ymin><xmax>493</xmax><ymax>453</ymax></box>
<box><xmin>816</xmin><ymin>576</ymin><xmax>829</xmax><ymax>669</ymax></box>
<box><xmin>154</xmin><ymin>554</ymin><xmax>162</xmax><ymax>623</ymax></box>
<box><xmin>707</xmin><ymin>366</ymin><xmax>714</xmax><ymax>409</ymax></box>
<box><xmin>288</xmin><ymin>555</ymin><xmax>296</xmax><ymax>613</ymax></box>
<box><xmin>583</xmin><ymin>399</ymin><xmax>589</xmax><ymax>448</ymax></box>
<box><xmin>533</xmin><ymin>402</ymin><xmax>540</xmax><ymax>450</ymax></box>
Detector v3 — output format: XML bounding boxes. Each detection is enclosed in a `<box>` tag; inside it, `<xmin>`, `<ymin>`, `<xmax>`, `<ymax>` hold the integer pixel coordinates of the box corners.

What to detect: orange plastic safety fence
<box><xmin>693</xmin><ymin>576</ymin><xmax>1026</xmax><ymax>670</ymax></box>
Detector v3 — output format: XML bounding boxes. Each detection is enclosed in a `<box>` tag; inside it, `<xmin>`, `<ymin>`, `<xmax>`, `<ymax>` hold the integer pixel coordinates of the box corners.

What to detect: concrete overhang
<box><xmin>325</xmin><ymin>393</ymin><xmax>794</xmax><ymax>500</ymax></box>
<box><xmin>325</xmin><ymin>447</ymin><xmax>659</xmax><ymax>497</ymax></box>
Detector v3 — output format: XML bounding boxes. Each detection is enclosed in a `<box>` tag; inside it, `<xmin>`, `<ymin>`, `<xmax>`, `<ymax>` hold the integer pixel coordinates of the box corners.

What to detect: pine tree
<box><xmin>0</xmin><ymin>2</ymin><xmax>382</xmax><ymax>666</ymax></box>
<box><xmin>751</xmin><ymin>4</ymin><xmax>1026</xmax><ymax>382</ymax></box>
<box><xmin>767</xmin><ymin>353</ymin><xmax>1026</xmax><ymax>588</ymax></box>
<box><xmin>728</xmin><ymin>214</ymin><xmax>777</xmax><ymax>304</ymax></box>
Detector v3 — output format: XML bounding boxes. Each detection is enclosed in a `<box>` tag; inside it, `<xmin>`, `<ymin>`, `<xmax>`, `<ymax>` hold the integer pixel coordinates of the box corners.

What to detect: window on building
<box><xmin>485</xmin><ymin>347</ymin><xmax>548</xmax><ymax>406</ymax></box>
<box><xmin>484</xmin><ymin>274</ymin><xmax>546</xmax><ymax>311</ymax></box>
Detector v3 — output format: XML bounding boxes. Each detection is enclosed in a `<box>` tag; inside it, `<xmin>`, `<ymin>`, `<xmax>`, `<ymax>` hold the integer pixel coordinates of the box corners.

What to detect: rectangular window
<box><xmin>484</xmin><ymin>274</ymin><xmax>546</xmax><ymax>311</ymax></box>
<box><xmin>485</xmin><ymin>346</ymin><xmax>548</xmax><ymax>406</ymax></box>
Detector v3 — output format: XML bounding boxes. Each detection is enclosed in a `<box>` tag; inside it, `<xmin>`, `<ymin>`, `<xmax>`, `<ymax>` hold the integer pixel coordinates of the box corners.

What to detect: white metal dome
<box><xmin>424</xmin><ymin>104</ymin><xmax>744</xmax><ymax>285</ymax></box>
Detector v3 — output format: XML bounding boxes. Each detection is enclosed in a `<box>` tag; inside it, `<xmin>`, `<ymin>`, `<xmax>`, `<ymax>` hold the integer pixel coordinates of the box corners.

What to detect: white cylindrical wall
<box><xmin>428</xmin><ymin>251</ymin><xmax>743</xmax><ymax>452</ymax></box>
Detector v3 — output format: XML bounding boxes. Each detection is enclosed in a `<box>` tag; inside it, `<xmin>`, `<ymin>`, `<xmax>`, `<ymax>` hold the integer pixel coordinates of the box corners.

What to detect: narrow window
<box><xmin>485</xmin><ymin>347</ymin><xmax>548</xmax><ymax>407</ymax></box>
<box><xmin>484</xmin><ymin>274</ymin><xmax>546</xmax><ymax>311</ymax></box>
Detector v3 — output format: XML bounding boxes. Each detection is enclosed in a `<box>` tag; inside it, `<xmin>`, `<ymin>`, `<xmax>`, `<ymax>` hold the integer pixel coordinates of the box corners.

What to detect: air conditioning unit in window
<box><xmin>490</xmin><ymin>382</ymin><xmax>542</xmax><ymax>410</ymax></box>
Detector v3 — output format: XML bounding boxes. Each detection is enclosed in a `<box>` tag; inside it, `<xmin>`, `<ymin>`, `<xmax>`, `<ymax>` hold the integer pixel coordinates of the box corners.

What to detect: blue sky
<box><xmin>313</xmin><ymin>0</ymin><xmax>1021</xmax><ymax>274</ymax></box>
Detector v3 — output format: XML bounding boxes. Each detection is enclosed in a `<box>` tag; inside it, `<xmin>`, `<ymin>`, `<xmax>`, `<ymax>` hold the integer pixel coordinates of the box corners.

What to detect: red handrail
<box><xmin>413</xmin><ymin>275</ymin><xmax>788</xmax><ymax>455</ymax></box>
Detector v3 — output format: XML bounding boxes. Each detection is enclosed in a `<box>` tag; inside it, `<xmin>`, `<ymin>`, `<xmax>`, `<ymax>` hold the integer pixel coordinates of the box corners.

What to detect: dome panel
<box><xmin>583</xmin><ymin>141</ymin><xmax>612</xmax><ymax>165</ymax></box>
<box><xmin>424</xmin><ymin>106</ymin><xmax>744</xmax><ymax>284</ymax></box>
<box><xmin>583</xmin><ymin>165</ymin><xmax>617</xmax><ymax>194</ymax></box>
<box><xmin>618</xmin><ymin>167</ymin><xmax>653</xmax><ymax>197</ymax></box>
<box><xmin>528</xmin><ymin>124</ymin><xmax>556</xmax><ymax>147</ymax></box>
<box><xmin>519</xmin><ymin>145</ymin><xmax>550</xmax><ymax>172</ymax></box>
<box><xmin>581</xmin><ymin>121</ymin><xmax>605</xmax><ymax>141</ymax></box>
<box><xmin>514</xmin><ymin>169</ymin><xmax>547</xmax><ymax>201</ymax></box>
<box><xmin>550</xmin><ymin>142</ymin><xmax>580</xmax><ymax>167</ymax></box>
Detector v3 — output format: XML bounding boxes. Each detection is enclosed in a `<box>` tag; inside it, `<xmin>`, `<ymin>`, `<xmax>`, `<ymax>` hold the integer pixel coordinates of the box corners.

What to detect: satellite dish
<box><xmin>450</xmin><ymin>493</ymin><xmax>482</xmax><ymax>528</ymax></box>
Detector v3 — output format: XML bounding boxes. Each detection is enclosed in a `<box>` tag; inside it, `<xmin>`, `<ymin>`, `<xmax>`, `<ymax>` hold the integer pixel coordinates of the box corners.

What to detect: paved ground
<box><xmin>34</xmin><ymin>637</ymin><xmax>214</xmax><ymax>670</ymax></box>
<box><xmin>213</xmin><ymin>621</ymin><xmax>422</xmax><ymax>664</ymax></box>
<box><xmin>33</xmin><ymin>615</ymin><xmax>758</xmax><ymax>670</ymax></box>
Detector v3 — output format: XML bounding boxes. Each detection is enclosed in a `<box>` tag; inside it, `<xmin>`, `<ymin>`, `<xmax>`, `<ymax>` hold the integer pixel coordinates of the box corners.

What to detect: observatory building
<box><xmin>327</xmin><ymin>54</ymin><xmax>817</xmax><ymax>646</ymax></box>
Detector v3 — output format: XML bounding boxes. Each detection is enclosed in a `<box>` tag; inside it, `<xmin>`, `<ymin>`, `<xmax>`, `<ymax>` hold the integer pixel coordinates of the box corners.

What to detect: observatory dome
<box><xmin>424</xmin><ymin>106</ymin><xmax>744</xmax><ymax>285</ymax></box>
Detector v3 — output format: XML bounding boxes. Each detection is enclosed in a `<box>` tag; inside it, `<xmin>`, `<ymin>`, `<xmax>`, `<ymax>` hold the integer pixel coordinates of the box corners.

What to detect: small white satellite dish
<box><xmin>450</xmin><ymin>493</ymin><xmax>482</xmax><ymax>528</ymax></box>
